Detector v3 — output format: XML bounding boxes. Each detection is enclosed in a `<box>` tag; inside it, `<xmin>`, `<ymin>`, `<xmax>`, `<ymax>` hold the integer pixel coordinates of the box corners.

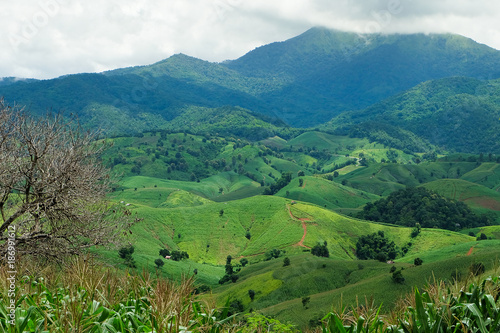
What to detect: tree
<box><xmin>159</xmin><ymin>249</ymin><xmax>170</xmax><ymax>257</ymax></box>
<box><xmin>0</xmin><ymin>101</ymin><xmax>133</xmax><ymax>260</ymax></box>
<box><xmin>414</xmin><ymin>257</ymin><xmax>423</xmax><ymax>266</ymax></box>
<box><xmin>119</xmin><ymin>246</ymin><xmax>136</xmax><ymax>268</ymax></box>
<box><xmin>248</xmin><ymin>289</ymin><xmax>255</xmax><ymax>301</ymax></box>
<box><xmin>283</xmin><ymin>257</ymin><xmax>290</xmax><ymax>266</ymax></box>
<box><xmin>154</xmin><ymin>258</ymin><xmax>164</xmax><ymax>269</ymax></box>
<box><xmin>311</xmin><ymin>241</ymin><xmax>329</xmax><ymax>258</ymax></box>
<box><xmin>392</xmin><ymin>270</ymin><xmax>405</xmax><ymax>284</ymax></box>
<box><xmin>302</xmin><ymin>296</ymin><xmax>311</xmax><ymax>308</ymax></box>
<box><xmin>240</xmin><ymin>258</ymin><xmax>248</xmax><ymax>267</ymax></box>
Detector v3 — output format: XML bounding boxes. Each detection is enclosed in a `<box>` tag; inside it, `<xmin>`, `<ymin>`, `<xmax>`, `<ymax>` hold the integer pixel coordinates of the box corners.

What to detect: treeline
<box><xmin>357</xmin><ymin>187</ymin><xmax>490</xmax><ymax>230</ymax></box>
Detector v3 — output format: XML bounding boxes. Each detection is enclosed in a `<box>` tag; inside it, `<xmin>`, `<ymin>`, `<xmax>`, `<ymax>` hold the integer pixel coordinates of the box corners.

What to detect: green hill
<box><xmin>275</xmin><ymin>176</ymin><xmax>378</xmax><ymax>212</ymax></box>
<box><xmin>423</xmin><ymin>179</ymin><xmax>500</xmax><ymax>222</ymax></box>
<box><xmin>3</xmin><ymin>28</ymin><xmax>500</xmax><ymax>132</ymax></box>
<box><xmin>325</xmin><ymin>77</ymin><xmax>500</xmax><ymax>153</ymax></box>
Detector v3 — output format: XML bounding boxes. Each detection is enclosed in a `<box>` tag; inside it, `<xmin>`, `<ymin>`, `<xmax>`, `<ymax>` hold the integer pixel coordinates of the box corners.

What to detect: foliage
<box><xmin>311</xmin><ymin>241</ymin><xmax>329</xmax><ymax>258</ymax></box>
<box><xmin>322</xmin><ymin>276</ymin><xmax>500</xmax><ymax>332</ymax></box>
<box><xmin>283</xmin><ymin>257</ymin><xmax>291</xmax><ymax>267</ymax></box>
<box><xmin>356</xmin><ymin>231</ymin><xmax>398</xmax><ymax>261</ymax></box>
<box><xmin>118</xmin><ymin>246</ymin><xmax>137</xmax><ymax>268</ymax></box>
<box><xmin>0</xmin><ymin>257</ymin><xmax>238</xmax><ymax>332</ymax></box>
<box><xmin>263</xmin><ymin>172</ymin><xmax>292</xmax><ymax>195</ymax></box>
<box><xmin>265</xmin><ymin>249</ymin><xmax>284</xmax><ymax>261</ymax></box>
<box><xmin>159</xmin><ymin>248</ymin><xmax>170</xmax><ymax>257</ymax></box>
<box><xmin>154</xmin><ymin>258</ymin><xmax>165</xmax><ymax>268</ymax></box>
<box><xmin>357</xmin><ymin>187</ymin><xmax>490</xmax><ymax>230</ymax></box>
<box><xmin>392</xmin><ymin>269</ymin><xmax>405</xmax><ymax>284</ymax></box>
<box><xmin>170</xmin><ymin>250</ymin><xmax>189</xmax><ymax>261</ymax></box>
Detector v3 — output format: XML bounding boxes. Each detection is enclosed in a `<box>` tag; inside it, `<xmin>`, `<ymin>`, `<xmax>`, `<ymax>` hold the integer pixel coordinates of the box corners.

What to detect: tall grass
<box><xmin>0</xmin><ymin>256</ymin><xmax>236</xmax><ymax>332</ymax></box>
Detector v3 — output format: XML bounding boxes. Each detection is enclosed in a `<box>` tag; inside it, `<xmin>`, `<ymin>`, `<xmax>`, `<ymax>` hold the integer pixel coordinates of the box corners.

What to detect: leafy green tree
<box><xmin>154</xmin><ymin>258</ymin><xmax>164</xmax><ymax>269</ymax></box>
<box><xmin>356</xmin><ymin>231</ymin><xmax>398</xmax><ymax>261</ymax></box>
<box><xmin>283</xmin><ymin>257</ymin><xmax>291</xmax><ymax>266</ymax></box>
<box><xmin>240</xmin><ymin>258</ymin><xmax>249</xmax><ymax>267</ymax></box>
<box><xmin>392</xmin><ymin>270</ymin><xmax>405</xmax><ymax>284</ymax></box>
<box><xmin>311</xmin><ymin>241</ymin><xmax>329</xmax><ymax>258</ymax></box>
<box><xmin>302</xmin><ymin>296</ymin><xmax>311</xmax><ymax>308</ymax></box>
<box><xmin>414</xmin><ymin>257</ymin><xmax>423</xmax><ymax>266</ymax></box>
<box><xmin>159</xmin><ymin>249</ymin><xmax>170</xmax><ymax>257</ymax></box>
<box><xmin>119</xmin><ymin>246</ymin><xmax>136</xmax><ymax>268</ymax></box>
<box><xmin>248</xmin><ymin>289</ymin><xmax>255</xmax><ymax>301</ymax></box>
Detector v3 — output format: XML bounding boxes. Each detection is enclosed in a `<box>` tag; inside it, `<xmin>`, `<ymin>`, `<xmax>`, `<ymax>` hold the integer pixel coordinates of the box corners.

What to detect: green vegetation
<box><xmin>357</xmin><ymin>187</ymin><xmax>490</xmax><ymax>230</ymax></box>
<box><xmin>5</xmin><ymin>26</ymin><xmax>500</xmax><ymax>331</ymax></box>
<box><xmin>355</xmin><ymin>231</ymin><xmax>398</xmax><ymax>261</ymax></box>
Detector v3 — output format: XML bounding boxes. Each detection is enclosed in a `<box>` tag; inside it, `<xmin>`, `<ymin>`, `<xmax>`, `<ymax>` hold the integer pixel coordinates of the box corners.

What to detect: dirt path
<box><xmin>467</xmin><ymin>244</ymin><xmax>478</xmax><ymax>256</ymax></box>
<box><xmin>301</xmin><ymin>179</ymin><xmax>307</xmax><ymax>189</ymax></box>
<box><xmin>287</xmin><ymin>205</ymin><xmax>311</xmax><ymax>249</ymax></box>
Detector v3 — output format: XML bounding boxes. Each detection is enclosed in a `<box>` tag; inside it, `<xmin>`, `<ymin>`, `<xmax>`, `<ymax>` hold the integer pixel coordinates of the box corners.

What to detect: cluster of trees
<box><xmin>311</xmin><ymin>241</ymin><xmax>329</xmax><ymax>257</ymax></box>
<box><xmin>159</xmin><ymin>248</ymin><xmax>189</xmax><ymax>261</ymax></box>
<box><xmin>357</xmin><ymin>187</ymin><xmax>490</xmax><ymax>230</ymax></box>
<box><xmin>263</xmin><ymin>172</ymin><xmax>292</xmax><ymax>195</ymax></box>
<box><xmin>356</xmin><ymin>231</ymin><xmax>398</xmax><ymax>262</ymax></box>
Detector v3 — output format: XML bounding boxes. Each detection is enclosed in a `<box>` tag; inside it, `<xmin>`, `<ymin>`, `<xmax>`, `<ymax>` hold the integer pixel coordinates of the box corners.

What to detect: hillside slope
<box><xmin>2</xmin><ymin>28</ymin><xmax>500</xmax><ymax>131</ymax></box>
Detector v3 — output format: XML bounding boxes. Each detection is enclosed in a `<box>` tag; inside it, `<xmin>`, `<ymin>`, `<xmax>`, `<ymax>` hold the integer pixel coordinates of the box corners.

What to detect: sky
<box><xmin>1</xmin><ymin>0</ymin><xmax>500</xmax><ymax>79</ymax></box>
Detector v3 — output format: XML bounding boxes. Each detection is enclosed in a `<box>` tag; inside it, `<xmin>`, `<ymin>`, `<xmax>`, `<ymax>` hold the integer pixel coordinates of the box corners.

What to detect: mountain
<box><xmin>1</xmin><ymin>27</ymin><xmax>500</xmax><ymax>132</ymax></box>
<box><xmin>323</xmin><ymin>76</ymin><xmax>500</xmax><ymax>153</ymax></box>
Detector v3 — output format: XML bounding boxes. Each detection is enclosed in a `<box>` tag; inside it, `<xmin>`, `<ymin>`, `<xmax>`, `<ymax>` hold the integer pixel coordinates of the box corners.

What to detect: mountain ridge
<box><xmin>2</xmin><ymin>27</ymin><xmax>500</xmax><ymax>136</ymax></box>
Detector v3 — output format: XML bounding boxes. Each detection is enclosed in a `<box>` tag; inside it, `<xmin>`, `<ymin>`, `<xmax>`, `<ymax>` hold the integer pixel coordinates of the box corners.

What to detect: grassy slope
<box><xmin>275</xmin><ymin>176</ymin><xmax>379</xmax><ymax>212</ymax></box>
<box><xmin>256</xmin><ymin>244</ymin><xmax>500</xmax><ymax>329</ymax></box>
<box><xmin>423</xmin><ymin>179</ymin><xmax>500</xmax><ymax>222</ymax></box>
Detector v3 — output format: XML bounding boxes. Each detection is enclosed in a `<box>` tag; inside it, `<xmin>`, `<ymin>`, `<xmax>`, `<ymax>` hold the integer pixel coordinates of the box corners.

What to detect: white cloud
<box><xmin>1</xmin><ymin>0</ymin><xmax>499</xmax><ymax>79</ymax></box>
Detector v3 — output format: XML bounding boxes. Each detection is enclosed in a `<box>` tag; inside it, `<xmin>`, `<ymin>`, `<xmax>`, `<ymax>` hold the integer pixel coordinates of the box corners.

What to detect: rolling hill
<box><xmin>2</xmin><ymin>28</ymin><xmax>500</xmax><ymax>134</ymax></box>
<box><xmin>325</xmin><ymin>77</ymin><xmax>500</xmax><ymax>153</ymax></box>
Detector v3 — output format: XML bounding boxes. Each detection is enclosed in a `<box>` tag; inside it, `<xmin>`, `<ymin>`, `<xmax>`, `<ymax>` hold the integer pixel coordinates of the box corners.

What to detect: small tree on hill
<box><xmin>283</xmin><ymin>257</ymin><xmax>290</xmax><ymax>267</ymax></box>
<box><xmin>240</xmin><ymin>258</ymin><xmax>248</xmax><ymax>267</ymax></box>
<box><xmin>392</xmin><ymin>270</ymin><xmax>405</xmax><ymax>284</ymax></box>
<box><xmin>414</xmin><ymin>257</ymin><xmax>423</xmax><ymax>266</ymax></box>
<box><xmin>119</xmin><ymin>246</ymin><xmax>136</xmax><ymax>268</ymax></box>
<box><xmin>159</xmin><ymin>249</ymin><xmax>170</xmax><ymax>257</ymax></box>
<box><xmin>248</xmin><ymin>289</ymin><xmax>255</xmax><ymax>301</ymax></box>
<box><xmin>154</xmin><ymin>258</ymin><xmax>164</xmax><ymax>269</ymax></box>
<box><xmin>311</xmin><ymin>241</ymin><xmax>329</xmax><ymax>258</ymax></box>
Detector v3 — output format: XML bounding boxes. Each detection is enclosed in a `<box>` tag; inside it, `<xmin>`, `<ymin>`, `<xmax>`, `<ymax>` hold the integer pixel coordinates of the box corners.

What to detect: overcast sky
<box><xmin>1</xmin><ymin>0</ymin><xmax>500</xmax><ymax>79</ymax></box>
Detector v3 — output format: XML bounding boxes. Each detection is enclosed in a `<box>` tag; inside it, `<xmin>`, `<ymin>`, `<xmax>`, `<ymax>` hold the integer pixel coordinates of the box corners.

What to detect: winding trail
<box><xmin>287</xmin><ymin>205</ymin><xmax>311</xmax><ymax>249</ymax></box>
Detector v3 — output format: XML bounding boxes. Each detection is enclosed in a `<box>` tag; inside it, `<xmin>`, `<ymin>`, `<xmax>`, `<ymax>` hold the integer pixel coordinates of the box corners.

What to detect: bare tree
<box><xmin>0</xmin><ymin>99</ymin><xmax>134</xmax><ymax>260</ymax></box>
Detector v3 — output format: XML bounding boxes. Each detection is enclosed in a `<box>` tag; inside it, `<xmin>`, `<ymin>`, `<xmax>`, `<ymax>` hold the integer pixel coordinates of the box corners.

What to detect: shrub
<box><xmin>414</xmin><ymin>257</ymin><xmax>423</xmax><ymax>266</ymax></box>
<box><xmin>248</xmin><ymin>289</ymin><xmax>255</xmax><ymax>301</ymax></box>
<box><xmin>392</xmin><ymin>270</ymin><xmax>405</xmax><ymax>284</ymax></box>
<box><xmin>311</xmin><ymin>241</ymin><xmax>329</xmax><ymax>258</ymax></box>
<box><xmin>154</xmin><ymin>259</ymin><xmax>164</xmax><ymax>269</ymax></box>
<box><xmin>283</xmin><ymin>257</ymin><xmax>290</xmax><ymax>266</ymax></box>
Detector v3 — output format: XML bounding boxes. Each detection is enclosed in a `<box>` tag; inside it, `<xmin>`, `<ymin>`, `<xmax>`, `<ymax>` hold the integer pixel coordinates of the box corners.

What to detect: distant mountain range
<box><xmin>2</xmin><ymin>27</ymin><xmax>500</xmax><ymax>152</ymax></box>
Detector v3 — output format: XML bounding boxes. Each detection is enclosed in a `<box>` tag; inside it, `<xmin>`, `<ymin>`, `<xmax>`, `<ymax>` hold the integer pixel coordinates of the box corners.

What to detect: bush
<box><xmin>248</xmin><ymin>289</ymin><xmax>255</xmax><ymax>301</ymax></box>
<box><xmin>392</xmin><ymin>270</ymin><xmax>405</xmax><ymax>284</ymax></box>
<box><xmin>283</xmin><ymin>257</ymin><xmax>290</xmax><ymax>266</ymax></box>
<box><xmin>240</xmin><ymin>258</ymin><xmax>249</xmax><ymax>267</ymax></box>
<box><xmin>356</xmin><ymin>231</ymin><xmax>398</xmax><ymax>261</ymax></box>
<box><xmin>159</xmin><ymin>248</ymin><xmax>170</xmax><ymax>257</ymax></box>
<box><xmin>154</xmin><ymin>259</ymin><xmax>164</xmax><ymax>269</ymax></box>
<box><xmin>414</xmin><ymin>257</ymin><xmax>423</xmax><ymax>266</ymax></box>
<box><xmin>311</xmin><ymin>241</ymin><xmax>329</xmax><ymax>258</ymax></box>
